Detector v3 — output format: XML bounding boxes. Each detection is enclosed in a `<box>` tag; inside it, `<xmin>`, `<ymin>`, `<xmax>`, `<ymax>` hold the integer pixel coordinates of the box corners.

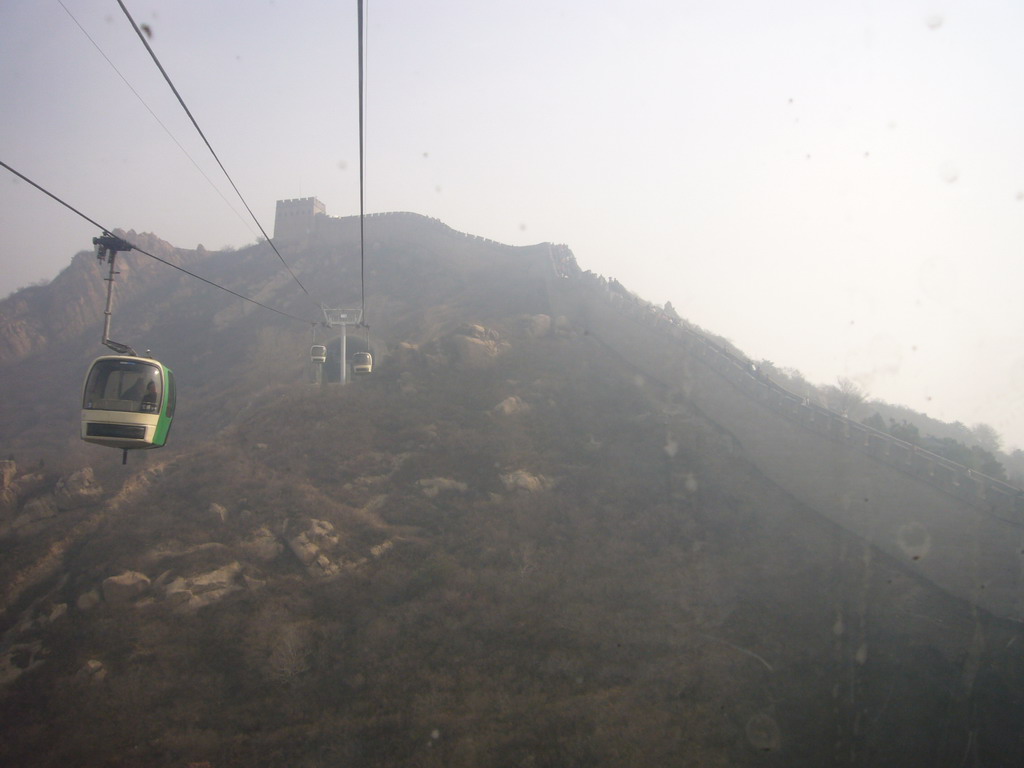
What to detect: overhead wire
<box><xmin>357</xmin><ymin>0</ymin><xmax>372</xmax><ymax>354</ymax></box>
<box><xmin>0</xmin><ymin>159</ymin><xmax>314</xmax><ymax>325</ymax></box>
<box><xmin>56</xmin><ymin>0</ymin><xmax>256</xmax><ymax>239</ymax></box>
<box><xmin>358</xmin><ymin>0</ymin><xmax>367</xmax><ymax>327</ymax></box>
<box><xmin>114</xmin><ymin>0</ymin><xmax>319</xmax><ymax>306</ymax></box>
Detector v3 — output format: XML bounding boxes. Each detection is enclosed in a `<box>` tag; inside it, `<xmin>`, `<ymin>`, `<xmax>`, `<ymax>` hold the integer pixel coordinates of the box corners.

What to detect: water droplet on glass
<box><xmin>940</xmin><ymin>163</ymin><xmax>959</xmax><ymax>183</ymax></box>
<box><xmin>855</xmin><ymin>643</ymin><xmax>868</xmax><ymax>664</ymax></box>
<box><xmin>897</xmin><ymin>522</ymin><xmax>932</xmax><ymax>560</ymax></box>
<box><xmin>745</xmin><ymin>714</ymin><xmax>781</xmax><ymax>751</ymax></box>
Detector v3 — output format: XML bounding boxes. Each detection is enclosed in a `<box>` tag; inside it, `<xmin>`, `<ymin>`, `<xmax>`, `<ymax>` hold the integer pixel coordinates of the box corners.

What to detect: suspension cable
<box><xmin>0</xmin><ymin>159</ymin><xmax>313</xmax><ymax>325</ymax></box>
<box><xmin>56</xmin><ymin>0</ymin><xmax>255</xmax><ymax>237</ymax></box>
<box><xmin>358</xmin><ymin>0</ymin><xmax>368</xmax><ymax>329</ymax></box>
<box><xmin>115</xmin><ymin>0</ymin><xmax>319</xmax><ymax>306</ymax></box>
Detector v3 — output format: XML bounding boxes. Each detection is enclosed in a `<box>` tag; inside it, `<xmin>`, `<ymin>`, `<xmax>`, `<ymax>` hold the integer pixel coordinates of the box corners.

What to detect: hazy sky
<box><xmin>2</xmin><ymin>1</ymin><xmax>1023</xmax><ymax>448</ymax></box>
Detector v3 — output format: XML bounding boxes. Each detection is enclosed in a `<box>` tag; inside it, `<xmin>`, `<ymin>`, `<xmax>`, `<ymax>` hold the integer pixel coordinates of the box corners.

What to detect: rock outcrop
<box><xmin>493</xmin><ymin>395</ymin><xmax>529</xmax><ymax>416</ymax></box>
<box><xmin>102</xmin><ymin>570</ymin><xmax>151</xmax><ymax>605</ymax></box>
<box><xmin>163</xmin><ymin>562</ymin><xmax>244</xmax><ymax>611</ymax></box>
<box><xmin>54</xmin><ymin>468</ymin><xmax>103</xmax><ymax>511</ymax></box>
<box><xmin>519</xmin><ymin>313</ymin><xmax>552</xmax><ymax>337</ymax></box>
<box><xmin>241</xmin><ymin>526</ymin><xmax>284</xmax><ymax>562</ymax></box>
<box><xmin>500</xmin><ymin>469</ymin><xmax>554</xmax><ymax>493</ymax></box>
<box><xmin>445</xmin><ymin>324</ymin><xmax>507</xmax><ymax>368</ymax></box>
<box><xmin>75</xmin><ymin>659</ymin><xmax>107</xmax><ymax>683</ymax></box>
<box><xmin>288</xmin><ymin>519</ymin><xmax>343</xmax><ymax>578</ymax></box>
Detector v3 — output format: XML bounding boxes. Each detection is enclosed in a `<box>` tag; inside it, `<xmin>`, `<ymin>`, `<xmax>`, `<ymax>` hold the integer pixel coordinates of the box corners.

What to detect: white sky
<box><xmin>2</xmin><ymin>0</ymin><xmax>1023</xmax><ymax>448</ymax></box>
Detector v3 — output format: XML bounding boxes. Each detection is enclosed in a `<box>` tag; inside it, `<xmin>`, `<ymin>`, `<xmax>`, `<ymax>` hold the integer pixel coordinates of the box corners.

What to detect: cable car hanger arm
<box><xmin>93</xmin><ymin>234</ymin><xmax>137</xmax><ymax>356</ymax></box>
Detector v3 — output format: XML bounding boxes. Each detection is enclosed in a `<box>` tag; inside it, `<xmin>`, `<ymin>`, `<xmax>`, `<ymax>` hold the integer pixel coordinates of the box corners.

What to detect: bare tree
<box><xmin>267</xmin><ymin>624</ymin><xmax>311</xmax><ymax>681</ymax></box>
<box><xmin>825</xmin><ymin>377</ymin><xmax>867</xmax><ymax>417</ymax></box>
<box><xmin>971</xmin><ymin>422</ymin><xmax>1002</xmax><ymax>454</ymax></box>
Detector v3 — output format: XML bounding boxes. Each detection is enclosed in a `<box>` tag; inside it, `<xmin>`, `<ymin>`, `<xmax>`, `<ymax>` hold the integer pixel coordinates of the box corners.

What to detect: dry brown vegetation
<box><xmin>3</xmin><ymin>329</ymin><xmax>1024</xmax><ymax>767</ymax></box>
<box><xmin>3</xmin><ymin>219</ymin><xmax>1024</xmax><ymax>766</ymax></box>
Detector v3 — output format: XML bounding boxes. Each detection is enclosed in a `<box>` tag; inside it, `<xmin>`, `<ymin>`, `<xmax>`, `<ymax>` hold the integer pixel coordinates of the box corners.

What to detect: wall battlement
<box><xmin>546</xmin><ymin>258</ymin><xmax>1024</xmax><ymax>621</ymax></box>
<box><xmin>272</xmin><ymin>201</ymin><xmax>532</xmax><ymax>250</ymax></box>
<box><xmin>273</xmin><ymin>197</ymin><xmax>326</xmax><ymax>244</ymax></box>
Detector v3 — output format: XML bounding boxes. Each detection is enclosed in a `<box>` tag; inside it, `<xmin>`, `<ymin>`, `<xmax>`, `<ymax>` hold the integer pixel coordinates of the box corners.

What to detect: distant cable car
<box><xmin>352</xmin><ymin>351</ymin><xmax>373</xmax><ymax>375</ymax></box>
<box><xmin>81</xmin><ymin>355</ymin><xmax>176</xmax><ymax>456</ymax></box>
<box><xmin>311</xmin><ymin>344</ymin><xmax>327</xmax><ymax>364</ymax></box>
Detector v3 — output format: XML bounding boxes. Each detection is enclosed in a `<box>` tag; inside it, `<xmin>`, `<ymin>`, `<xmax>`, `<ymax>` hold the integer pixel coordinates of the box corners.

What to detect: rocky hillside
<box><xmin>0</xmin><ymin>232</ymin><xmax>205</xmax><ymax>364</ymax></box>
<box><xmin>1</xmin><ymin>216</ymin><xmax>1023</xmax><ymax>767</ymax></box>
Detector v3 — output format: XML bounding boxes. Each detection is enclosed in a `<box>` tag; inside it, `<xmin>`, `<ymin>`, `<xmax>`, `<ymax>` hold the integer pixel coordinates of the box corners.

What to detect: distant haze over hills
<box><xmin>2</xmin><ymin>213</ymin><xmax>1024</xmax><ymax>765</ymax></box>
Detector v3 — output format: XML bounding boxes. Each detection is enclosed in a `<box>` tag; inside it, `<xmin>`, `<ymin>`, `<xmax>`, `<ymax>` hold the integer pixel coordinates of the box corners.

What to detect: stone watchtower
<box><xmin>273</xmin><ymin>197</ymin><xmax>326</xmax><ymax>244</ymax></box>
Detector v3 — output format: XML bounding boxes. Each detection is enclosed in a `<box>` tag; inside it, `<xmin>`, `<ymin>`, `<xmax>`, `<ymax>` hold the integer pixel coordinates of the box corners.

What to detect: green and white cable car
<box><xmin>81</xmin><ymin>355</ymin><xmax>176</xmax><ymax>452</ymax></box>
<box><xmin>81</xmin><ymin>234</ymin><xmax>177</xmax><ymax>462</ymax></box>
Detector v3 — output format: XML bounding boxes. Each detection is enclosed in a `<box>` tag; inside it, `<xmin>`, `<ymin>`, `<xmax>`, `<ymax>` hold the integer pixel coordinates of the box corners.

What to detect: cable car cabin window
<box><xmin>83</xmin><ymin>359</ymin><xmax>162</xmax><ymax>414</ymax></box>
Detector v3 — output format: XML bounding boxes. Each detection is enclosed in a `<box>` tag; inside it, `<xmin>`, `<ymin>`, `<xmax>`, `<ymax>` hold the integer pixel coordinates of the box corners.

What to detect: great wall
<box><xmin>540</xmin><ymin>245</ymin><xmax>1024</xmax><ymax>622</ymax></box>
<box><xmin>274</xmin><ymin>198</ymin><xmax>518</xmax><ymax>248</ymax></box>
<box><xmin>275</xmin><ymin>198</ymin><xmax>1024</xmax><ymax>621</ymax></box>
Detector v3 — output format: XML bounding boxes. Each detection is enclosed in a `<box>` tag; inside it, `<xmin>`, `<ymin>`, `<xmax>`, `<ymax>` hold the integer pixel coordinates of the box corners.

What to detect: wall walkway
<box><xmin>547</xmin><ymin>262</ymin><xmax>1024</xmax><ymax>621</ymax></box>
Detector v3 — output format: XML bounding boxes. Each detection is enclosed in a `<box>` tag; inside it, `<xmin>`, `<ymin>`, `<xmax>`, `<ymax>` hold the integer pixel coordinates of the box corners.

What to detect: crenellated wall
<box><xmin>549</xmin><ymin>264</ymin><xmax>1024</xmax><ymax>621</ymax></box>
<box><xmin>273</xmin><ymin>203</ymin><xmax>576</xmax><ymax>255</ymax></box>
<box><xmin>273</xmin><ymin>197</ymin><xmax>326</xmax><ymax>244</ymax></box>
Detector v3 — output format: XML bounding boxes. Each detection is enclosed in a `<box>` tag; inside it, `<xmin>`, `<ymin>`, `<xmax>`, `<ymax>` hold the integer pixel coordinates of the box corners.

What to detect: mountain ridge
<box><xmin>2</xmin><ymin>213</ymin><xmax>1023</xmax><ymax>766</ymax></box>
